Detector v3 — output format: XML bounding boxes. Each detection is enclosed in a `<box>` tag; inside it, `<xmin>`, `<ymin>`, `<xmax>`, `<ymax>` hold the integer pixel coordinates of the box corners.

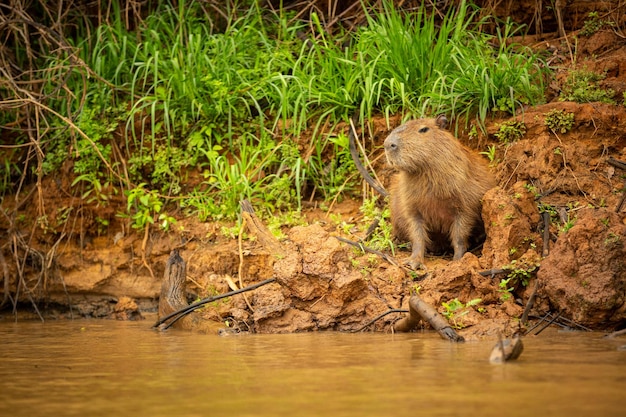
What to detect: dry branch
<box><xmin>240</xmin><ymin>199</ymin><xmax>286</xmax><ymax>257</ymax></box>
<box><xmin>393</xmin><ymin>295</ymin><xmax>465</xmax><ymax>342</ymax></box>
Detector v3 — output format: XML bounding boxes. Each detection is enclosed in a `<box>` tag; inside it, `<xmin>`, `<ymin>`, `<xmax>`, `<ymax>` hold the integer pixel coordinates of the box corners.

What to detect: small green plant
<box><xmin>95</xmin><ymin>216</ymin><xmax>109</xmax><ymax>236</ymax></box>
<box><xmin>318</xmin><ymin>133</ymin><xmax>359</xmax><ymax>199</ymax></box>
<box><xmin>121</xmin><ymin>183</ymin><xmax>176</xmax><ymax>231</ymax></box>
<box><xmin>604</xmin><ymin>232</ymin><xmax>621</xmax><ymax>246</ymax></box>
<box><xmin>267</xmin><ymin>211</ymin><xmax>306</xmax><ymax>240</ymax></box>
<box><xmin>560</xmin><ymin>214</ymin><xmax>576</xmax><ymax>233</ymax></box>
<box><xmin>335</xmin><ymin>218</ymin><xmax>357</xmax><ymax>235</ymax></box>
<box><xmin>360</xmin><ymin>197</ymin><xmax>396</xmax><ymax>254</ymax></box>
<box><xmin>468</xmin><ymin>125</ymin><xmax>479</xmax><ymax>141</ymax></box>
<box><xmin>498</xmin><ymin>277</ymin><xmax>514</xmax><ymax>301</ymax></box>
<box><xmin>544</xmin><ymin>109</ymin><xmax>575</xmax><ymax>134</ymax></box>
<box><xmin>71</xmin><ymin>174</ymin><xmax>116</xmax><ymax>206</ymax></box>
<box><xmin>494</xmin><ymin>120</ymin><xmax>526</xmax><ymax>143</ymax></box>
<box><xmin>220</xmin><ymin>224</ymin><xmax>244</xmax><ymax>240</ymax></box>
<box><xmin>52</xmin><ymin>206</ymin><xmax>73</xmax><ymax>230</ymax></box>
<box><xmin>523</xmin><ymin>183</ymin><xmax>541</xmax><ymax>198</ymax></box>
<box><xmin>504</xmin><ymin>212</ymin><xmax>516</xmax><ymax>221</ymax></box>
<box><xmin>580</xmin><ymin>12</ymin><xmax>614</xmax><ymax>36</ymax></box>
<box><xmin>1</xmin><ymin>159</ymin><xmax>21</xmax><ymax>196</ymax></box>
<box><xmin>560</xmin><ymin>68</ymin><xmax>615</xmax><ymax>104</ymax></box>
<box><xmin>441</xmin><ymin>298</ymin><xmax>482</xmax><ymax>329</ymax></box>
<box><xmin>503</xmin><ymin>259</ymin><xmax>538</xmax><ymax>287</ymax></box>
<box><xmin>494</xmin><ymin>96</ymin><xmax>518</xmax><ymax>114</ymax></box>
<box><xmin>480</xmin><ymin>144</ymin><xmax>497</xmax><ymax>164</ymax></box>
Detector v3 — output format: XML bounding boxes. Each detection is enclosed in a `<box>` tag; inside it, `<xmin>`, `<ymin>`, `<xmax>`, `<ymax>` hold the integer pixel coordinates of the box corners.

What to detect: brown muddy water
<box><xmin>1</xmin><ymin>317</ymin><xmax>625</xmax><ymax>417</ymax></box>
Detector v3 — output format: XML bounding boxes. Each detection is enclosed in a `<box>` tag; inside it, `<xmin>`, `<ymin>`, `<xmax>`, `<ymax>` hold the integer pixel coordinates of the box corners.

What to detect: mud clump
<box><xmin>537</xmin><ymin>208</ymin><xmax>626</xmax><ymax>328</ymax></box>
<box><xmin>112</xmin><ymin>296</ymin><xmax>144</xmax><ymax>321</ymax></box>
<box><xmin>254</xmin><ymin>223</ymin><xmax>406</xmax><ymax>333</ymax></box>
<box><xmin>480</xmin><ymin>183</ymin><xmax>542</xmax><ymax>270</ymax></box>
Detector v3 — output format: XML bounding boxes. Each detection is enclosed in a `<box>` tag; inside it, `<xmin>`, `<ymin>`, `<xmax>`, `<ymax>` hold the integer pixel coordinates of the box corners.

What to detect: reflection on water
<box><xmin>0</xmin><ymin>317</ymin><xmax>625</xmax><ymax>417</ymax></box>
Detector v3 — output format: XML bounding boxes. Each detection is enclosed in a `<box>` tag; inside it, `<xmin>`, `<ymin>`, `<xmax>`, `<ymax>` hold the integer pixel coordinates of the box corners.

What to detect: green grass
<box><xmin>3</xmin><ymin>0</ymin><xmax>549</xmax><ymax>228</ymax></box>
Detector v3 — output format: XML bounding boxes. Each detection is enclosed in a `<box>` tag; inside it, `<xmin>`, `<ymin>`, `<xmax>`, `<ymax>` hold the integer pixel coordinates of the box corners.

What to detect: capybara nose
<box><xmin>384</xmin><ymin>135</ymin><xmax>398</xmax><ymax>152</ymax></box>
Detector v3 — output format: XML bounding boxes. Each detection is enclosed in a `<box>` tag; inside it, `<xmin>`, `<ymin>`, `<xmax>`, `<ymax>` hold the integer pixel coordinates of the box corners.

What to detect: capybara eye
<box><xmin>418</xmin><ymin>127</ymin><xmax>429</xmax><ymax>133</ymax></box>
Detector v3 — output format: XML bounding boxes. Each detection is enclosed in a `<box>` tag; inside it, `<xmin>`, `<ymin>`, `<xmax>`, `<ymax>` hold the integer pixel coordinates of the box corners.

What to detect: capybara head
<box><xmin>383</xmin><ymin>115</ymin><xmax>450</xmax><ymax>172</ymax></box>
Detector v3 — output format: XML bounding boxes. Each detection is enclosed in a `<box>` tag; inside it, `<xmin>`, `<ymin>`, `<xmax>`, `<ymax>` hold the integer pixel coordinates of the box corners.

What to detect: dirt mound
<box><xmin>538</xmin><ymin>208</ymin><xmax>626</xmax><ymax>328</ymax></box>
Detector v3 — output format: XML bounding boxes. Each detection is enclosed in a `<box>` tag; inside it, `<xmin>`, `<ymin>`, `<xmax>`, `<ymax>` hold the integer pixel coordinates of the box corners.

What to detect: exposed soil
<box><xmin>1</xmin><ymin>22</ymin><xmax>626</xmax><ymax>338</ymax></box>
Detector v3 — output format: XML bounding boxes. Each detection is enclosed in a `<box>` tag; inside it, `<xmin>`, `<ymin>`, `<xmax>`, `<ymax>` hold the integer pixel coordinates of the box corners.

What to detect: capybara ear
<box><xmin>435</xmin><ymin>114</ymin><xmax>448</xmax><ymax>130</ymax></box>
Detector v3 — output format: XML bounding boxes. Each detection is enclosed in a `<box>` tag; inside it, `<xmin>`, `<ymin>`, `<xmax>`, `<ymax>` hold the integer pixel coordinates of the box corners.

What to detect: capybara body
<box><xmin>383</xmin><ymin>116</ymin><xmax>495</xmax><ymax>268</ymax></box>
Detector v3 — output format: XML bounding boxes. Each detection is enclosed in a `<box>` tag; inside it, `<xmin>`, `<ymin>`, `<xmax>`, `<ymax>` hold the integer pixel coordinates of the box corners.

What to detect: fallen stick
<box><xmin>528</xmin><ymin>311</ymin><xmax>562</xmax><ymax>335</ymax></box>
<box><xmin>526</xmin><ymin>312</ymin><xmax>592</xmax><ymax>334</ymax></box>
<box><xmin>604</xmin><ymin>328</ymin><xmax>626</xmax><ymax>339</ymax></box>
<box><xmin>478</xmin><ymin>268</ymin><xmax>507</xmax><ymax>277</ymax></box>
<box><xmin>521</xmin><ymin>280</ymin><xmax>539</xmax><ymax>325</ymax></box>
<box><xmin>350</xmin><ymin>308</ymin><xmax>409</xmax><ymax>333</ymax></box>
<box><xmin>393</xmin><ymin>295</ymin><xmax>465</xmax><ymax>342</ymax></box>
<box><xmin>607</xmin><ymin>157</ymin><xmax>626</xmax><ymax>170</ymax></box>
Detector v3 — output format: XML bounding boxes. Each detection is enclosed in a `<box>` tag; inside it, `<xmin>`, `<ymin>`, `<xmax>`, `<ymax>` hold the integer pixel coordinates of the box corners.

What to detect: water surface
<box><xmin>1</xmin><ymin>318</ymin><xmax>625</xmax><ymax>417</ymax></box>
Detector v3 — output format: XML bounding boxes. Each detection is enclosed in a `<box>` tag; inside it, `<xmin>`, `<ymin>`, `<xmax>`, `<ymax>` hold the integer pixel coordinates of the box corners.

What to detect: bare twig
<box><xmin>541</xmin><ymin>211</ymin><xmax>551</xmax><ymax>257</ymax></box>
<box><xmin>237</xmin><ymin>217</ymin><xmax>254</xmax><ymax>311</ymax></box>
<box><xmin>154</xmin><ymin>278</ymin><xmax>277</xmax><ymax>330</ymax></box>
<box><xmin>521</xmin><ymin>280</ymin><xmax>539</xmax><ymax>325</ymax></box>
<box><xmin>350</xmin><ymin>308</ymin><xmax>409</xmax><ymax>332</ymax></box>
<box><xmin>334</xmin><ymin>236</ymin><xmax>400</xmax><ymax>268</ymax></box>
<box><xmin>348</xmin><ymin>117</ymin><xmax>388</xmax><ymax>197</ymax></box>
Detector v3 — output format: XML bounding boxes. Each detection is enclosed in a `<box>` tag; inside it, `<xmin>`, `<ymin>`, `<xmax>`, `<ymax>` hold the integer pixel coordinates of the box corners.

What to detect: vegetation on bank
<box><xmin>1</xmin><ymin>0</ymin><xmax>547</xmax><ymax>235</ymax></box>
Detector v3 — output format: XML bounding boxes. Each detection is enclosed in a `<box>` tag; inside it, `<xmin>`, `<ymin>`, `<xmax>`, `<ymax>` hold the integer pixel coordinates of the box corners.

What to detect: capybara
<box><xmin>383</xmin><ymin>115</ymin><xmax>495</xmax><ymax>268</ymax></box>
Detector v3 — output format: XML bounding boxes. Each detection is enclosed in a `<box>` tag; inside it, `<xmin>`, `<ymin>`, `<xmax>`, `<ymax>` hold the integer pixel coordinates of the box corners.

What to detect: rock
<box><xmin>112</xmin><ymin>296</ymin><xmax>144</xmax><ymax>321</ymax></box>
<box><xmin>255</xmin><ymin>308</ymin><xmax>314</xmax><ymax>333</ymax></box>
<box><xmin>489</xmin><ymin>335</ymin><xmax>524</xmax><ymax>364</ymax></box>
<box><xmin>420</xmin><ymin>253</ymin><xmax>493</xmax><ymax>305</ymax></box>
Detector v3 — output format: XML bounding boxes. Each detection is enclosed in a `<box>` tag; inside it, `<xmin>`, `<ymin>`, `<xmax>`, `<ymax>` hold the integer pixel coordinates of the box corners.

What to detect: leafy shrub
<box><xmin>560</xmin><ymin>69</ymin><xmax>615</xmax><ymax>104</ymax></box>
<box><xmin>495</xmin><ymin>120</ymin><xmax>526</xmax><ymax>143</ymax></box>
<box><xmin>544</xmin><ymin>109</ymin><xmax>575</xmax><ymax>133</ymax></box>
<box><xmin>580</xmin><ymin>12</ymin><xmax>614</xmax><ymax>36</ymax></box>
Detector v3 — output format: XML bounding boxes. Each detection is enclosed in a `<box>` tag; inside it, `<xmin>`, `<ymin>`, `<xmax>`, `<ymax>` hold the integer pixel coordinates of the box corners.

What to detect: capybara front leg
<box><xmin>407</xmin><ymin>218</ymin><xmax>429</xmax><ymax>269</ymax></box>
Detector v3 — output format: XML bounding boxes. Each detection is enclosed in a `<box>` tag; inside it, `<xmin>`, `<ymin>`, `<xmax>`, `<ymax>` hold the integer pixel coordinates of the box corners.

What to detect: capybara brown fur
<box><xmin>383</xmin><ymin>115</ymin><xmax>495</xmax><ymax>268</ymax></box>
